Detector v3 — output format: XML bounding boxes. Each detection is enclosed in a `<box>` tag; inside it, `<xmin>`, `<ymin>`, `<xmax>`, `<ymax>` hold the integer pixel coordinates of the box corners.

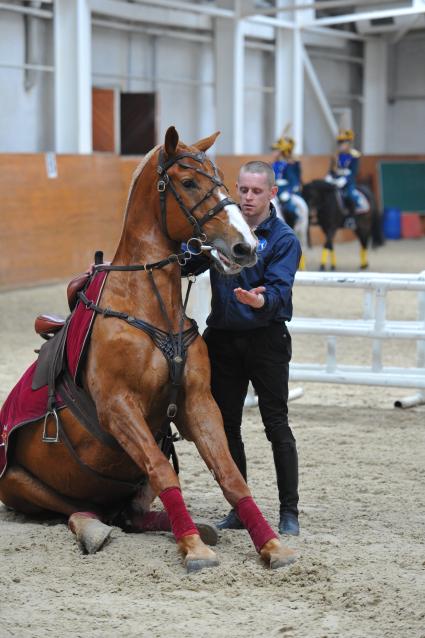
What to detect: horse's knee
<box><xmin>148</xmin><ymin>455</ymin><xmax>179</xmax><ymax>494</ymax></box>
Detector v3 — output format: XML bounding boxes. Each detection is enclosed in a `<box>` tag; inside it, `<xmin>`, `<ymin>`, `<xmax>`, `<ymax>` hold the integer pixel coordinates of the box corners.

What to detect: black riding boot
<box><xmin>272</xmin><ymin>440</ymin><xmax>300</xmax><ymax>536</ymax></box>
<box><xmin>216</xmin><ymin>437</ymin><xmax>246</xmax><ymax>530</ymax></box>
<box><xmin>344</xmin><ymin>198</ymin><xmax>357</xmax><ymax>229</ymax></box>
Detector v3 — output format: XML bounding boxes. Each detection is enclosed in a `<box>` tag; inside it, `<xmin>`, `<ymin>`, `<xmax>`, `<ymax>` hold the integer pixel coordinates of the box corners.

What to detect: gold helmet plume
<box><xmin>337</xmin><ymin>129</ymin><xmax>354</xmax><ymax>143</ymax></box>
<box><xmin>271</xmin><ymin>124</ymin><xmax>295</xmax><ymax>156</ymax></box>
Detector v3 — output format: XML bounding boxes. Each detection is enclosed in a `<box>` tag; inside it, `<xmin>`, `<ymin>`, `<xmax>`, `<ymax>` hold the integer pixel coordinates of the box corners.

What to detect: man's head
<box><xmin>236</xmin><ymin>161</ymin><xmax>278</xmax><ymax>227</ymax></box>
<box><xmin>337</xmin><ymin>140</ymin><xmax>351</xmax><ymax>153</ymax></box>
<box><xmin>336</xmin><ymin>129</ymin><xmax>354</xmax><ymax>153</ymax></box>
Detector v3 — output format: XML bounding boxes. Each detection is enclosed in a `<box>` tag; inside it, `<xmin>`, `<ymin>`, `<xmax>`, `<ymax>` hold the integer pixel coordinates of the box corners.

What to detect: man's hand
<box><xmin>234</xmin><ymin>286</ymin><xmax>266</xmax><ymax>309</ymax></box>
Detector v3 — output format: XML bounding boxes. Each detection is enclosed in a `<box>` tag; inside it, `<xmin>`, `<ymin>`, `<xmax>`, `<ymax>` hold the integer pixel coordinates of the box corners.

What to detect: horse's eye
<box><xmin>182</xmin><ymin>179</ymin><xmax>197</xmax><ymax>189</ymax></box>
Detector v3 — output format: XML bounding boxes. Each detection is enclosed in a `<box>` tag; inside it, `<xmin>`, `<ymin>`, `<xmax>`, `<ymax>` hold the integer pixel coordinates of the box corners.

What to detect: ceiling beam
<box><xmin>0</xmin><ymin>1</ymin><xmax>52</xmax><ymax>18</ymax></box>
<box><xmin>243</xmin><ymin>0</ymin><xmax>401</xmax><ymax>17</ymax></box>
<box><xmin>302</xmin><ymin>24</ymin><xmax>367</xmax><ymax>41</ymax></box>
<box><xmin>89</xmin><ymin>0</ymin><xmax>212</xmax><ymax>30</ymax></box>
<box><xmin>121</xmin><ymin>0</ymin><xmax>234</xmax><ymax>18</ymax></box>
<box><xmin>311</xmin><ymin>5</ymin><xmax>425</xmax><ymax>27</ymax></box>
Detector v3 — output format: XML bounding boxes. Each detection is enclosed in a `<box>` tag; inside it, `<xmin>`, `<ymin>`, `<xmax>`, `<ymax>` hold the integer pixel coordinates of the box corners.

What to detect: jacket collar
<box><xmin>254</xmin><ymin>204</ymin><xmax>277</xmax><ymax>235</ymax></box>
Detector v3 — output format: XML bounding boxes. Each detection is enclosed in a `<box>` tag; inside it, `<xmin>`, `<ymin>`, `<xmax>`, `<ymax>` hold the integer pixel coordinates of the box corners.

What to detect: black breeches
<box><xmin>204</xmin><ymin>324</ymin><xmax>295</xmax><ymax>445</ymax></box>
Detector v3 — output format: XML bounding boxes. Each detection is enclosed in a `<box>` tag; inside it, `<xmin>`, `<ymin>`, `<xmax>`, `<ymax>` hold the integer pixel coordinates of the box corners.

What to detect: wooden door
<box><xmin>92</xmin><ymin>88</ymin><xmax>115</xmax><ymax>153</ymax></box>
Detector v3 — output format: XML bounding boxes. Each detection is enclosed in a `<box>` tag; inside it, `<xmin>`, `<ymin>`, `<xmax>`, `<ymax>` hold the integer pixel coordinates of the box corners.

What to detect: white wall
<box><xmin>0</xmin><ymin>13</ymin><xmax>54</xmax><ymax>152</ymax></box>
<box><xmin>1</xmin><ymin>6</ymin><xmax>424</xmax><ymax>156</ymax></box>
<box><xmin>92</xmin><ymin>26</ymin><xmax>213</xmax><ymax>146</ymax></box>
<box><xmin>386</xmin><ymin>32</ymin><xmax>425</xmax><ymax>154</ymax></box>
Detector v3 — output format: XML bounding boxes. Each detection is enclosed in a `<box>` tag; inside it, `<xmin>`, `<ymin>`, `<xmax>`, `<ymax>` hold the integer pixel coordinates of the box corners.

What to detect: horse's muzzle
<box><xmin>231</xmin><ymin>241</ymin><xmax>257</xmax><ymax>267</ymax></box>
<box><xmin>210</xmin><ymin>239</ymin><xmax>257</xmax><ymax>274</ymax></box>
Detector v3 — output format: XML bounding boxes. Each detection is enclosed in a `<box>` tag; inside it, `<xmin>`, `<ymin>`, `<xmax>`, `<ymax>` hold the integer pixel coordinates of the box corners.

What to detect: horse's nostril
<box><xmin>232</xmin><ymin>242</ymin><xmax>254</xmax><ymax>259</ymax></box>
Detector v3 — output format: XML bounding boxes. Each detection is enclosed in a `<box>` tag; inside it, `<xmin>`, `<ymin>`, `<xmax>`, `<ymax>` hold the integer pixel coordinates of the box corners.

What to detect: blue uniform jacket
<box><xmin>336</xmin><ymin>151</ymin><xmax>359</xmax><ymax>189</ymax></box>
<box><xmin>272</xmin><ymin>160</ymin><xmax>301</xmax><ymax>195</ymax></box>
<box><xmin>182</xmin><ymin>208</ymin><xmax>301</xmax><ymax>331</ymax></box>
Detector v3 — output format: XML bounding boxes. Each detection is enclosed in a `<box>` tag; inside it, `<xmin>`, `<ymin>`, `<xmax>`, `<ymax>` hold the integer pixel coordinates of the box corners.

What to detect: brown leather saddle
<box><xmin>34</xmin><ymin>272</ymin><xmax>90</xmax><ymax>339</ymax></box>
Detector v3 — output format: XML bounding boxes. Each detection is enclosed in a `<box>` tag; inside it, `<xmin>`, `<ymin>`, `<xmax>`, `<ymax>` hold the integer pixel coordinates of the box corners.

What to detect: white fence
<box><xmin>187</xmin><ymin>270</ymin><xmax>425</xmax><ymax>408</ymax></box>
<box><xmin>290</xmin><ymin>271</ymin><xmax>425</xmax><ymax>408</ymax></box>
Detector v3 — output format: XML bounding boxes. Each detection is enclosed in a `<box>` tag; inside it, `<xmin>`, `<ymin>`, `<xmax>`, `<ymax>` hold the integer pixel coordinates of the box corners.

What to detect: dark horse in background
<box><xmin>302</xmin><ymin>179</ymin><xmax>383</xmax><ymax>271</ymax></box>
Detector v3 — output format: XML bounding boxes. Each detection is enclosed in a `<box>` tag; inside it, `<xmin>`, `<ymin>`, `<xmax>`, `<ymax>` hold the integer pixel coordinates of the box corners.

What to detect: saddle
<box><xmin>34</xmin><ymin>271</ymin><xmax>90</xmax><ymax>339</ymax></box>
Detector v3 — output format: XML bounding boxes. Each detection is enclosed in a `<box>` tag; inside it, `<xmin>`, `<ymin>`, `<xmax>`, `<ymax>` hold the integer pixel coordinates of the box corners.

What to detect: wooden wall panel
<box><xmin>1</xmin><ymin>153</ymin><xmax>423</xmax><ymax>289</ymax></box>
<box><xmin>0</xmin><ymin>155</ymin><xmax>140</xmax><ymax>290</ymax></box>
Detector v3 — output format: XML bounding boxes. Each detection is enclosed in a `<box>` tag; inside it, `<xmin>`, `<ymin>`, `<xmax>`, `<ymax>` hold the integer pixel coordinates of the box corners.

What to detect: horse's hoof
<box><xmin>319</xmin><ymin>265</ymin><xmax>325</xmax><ymax>272</ymax></box>
<box><xmin>269</xmin><ymin>548</ymin><xmax>297</xmax><ymax>569</ymax></box>
<box><xmin>69</xmin><ymin>513</ymin><xmax>112</xmax><ymax>554</ymax></box>
<box><xmin>260</xmin><ymin>538</ymin><xmax>297</xmax><ymax>569</ymax></box>
<box><xmin>81</xmin><ymin>519</ymin><xmax>112</xmax><ymax>554</ymax></box>
<box><xmin>179</xmin><ymin>534</ymin><xmax>219</xmax><ymax>571</ymax></box>
<box><xmin>330</xmin><ymin>265</ymin><xmax>336</xmax><ymax>271</ymax></box>
<box><xmin>360</xmin><ymin>264</ymin><xmax>369</xmax><ymax>270</ymax></box>
<box><xmin>185</xmin><ymin>558</ymin><xmax>219</xmax><ymax>573</ymax></box>
<box><xmin>195</xmin><ymin>520</ymin><xmax>219</xmax><ymax>546</ymax></box>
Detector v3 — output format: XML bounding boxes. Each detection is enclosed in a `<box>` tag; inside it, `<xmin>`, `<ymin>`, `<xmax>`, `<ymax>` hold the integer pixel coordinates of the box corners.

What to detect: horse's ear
<box><xmin>164</xmin><ymin>126</ymin><xmax>179</xmax><ymax>157</ymax></box>
<box><xmin>192</xmin><ymin>131</ymin><xmax>220</xmax><ymax>152</ymax></box>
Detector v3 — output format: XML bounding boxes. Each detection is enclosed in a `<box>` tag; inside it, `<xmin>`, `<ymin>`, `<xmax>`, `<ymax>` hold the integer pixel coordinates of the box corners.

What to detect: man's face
<box><xmin>236</xmin><ymin>171</ymin><xmax>277</xmax><ymax>222</ymax></box>
<box><xmin>338</xmin><ymin>141</ymin><xmax>350</xmax><ymax>153</ymax></box>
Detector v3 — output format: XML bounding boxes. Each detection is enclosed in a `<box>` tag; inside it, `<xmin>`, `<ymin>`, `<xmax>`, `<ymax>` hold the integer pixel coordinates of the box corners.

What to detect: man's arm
<box><xmin>235</xmin><ymin>234</ymin><xmax>301</xmax><ymax>317</ymax></box>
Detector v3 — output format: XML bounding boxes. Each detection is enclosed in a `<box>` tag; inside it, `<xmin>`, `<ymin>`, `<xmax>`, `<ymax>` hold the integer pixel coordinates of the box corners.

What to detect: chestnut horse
<box><xmin>0</xmin><ymin>127</ymin><xmax>296</xmax><ymax>572</ymax></box>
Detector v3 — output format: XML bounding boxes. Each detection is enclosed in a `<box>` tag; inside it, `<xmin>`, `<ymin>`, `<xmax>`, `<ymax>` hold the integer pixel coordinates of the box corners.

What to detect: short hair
<box><xmin>238</xmin><ymin>161</ymin><xmax>276</xmax><ymax>188</ymax></box>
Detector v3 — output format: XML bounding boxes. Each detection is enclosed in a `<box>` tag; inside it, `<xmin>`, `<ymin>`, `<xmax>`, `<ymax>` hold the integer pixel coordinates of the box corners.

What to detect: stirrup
<box><xmin>42</xmin><ymin>409</ymin><xmax>60</xmax><ymax>443</ymax></box>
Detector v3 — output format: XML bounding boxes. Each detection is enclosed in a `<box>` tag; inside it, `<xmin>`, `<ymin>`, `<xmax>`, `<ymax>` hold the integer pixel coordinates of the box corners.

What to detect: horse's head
<box><xmin>155</xmin><ymin>126</ymin><xmax>257</xmax><ymax>274</ymax></box>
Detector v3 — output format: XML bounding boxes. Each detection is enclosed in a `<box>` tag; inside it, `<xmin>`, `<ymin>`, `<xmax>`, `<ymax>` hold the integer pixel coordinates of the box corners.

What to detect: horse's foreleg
<box><xmin>126</xmin><ymin>482</ymin><xmax>219</xmax><ymax>546</ymax></box>
<box><xmin>180</xmin><ymin>393</ymin><xmax>297</xmax><ymax>568</ymax></box>
<box><xmin>100</xmin><ymin>394</ymin><xmax>218</xmax><ymax>571</ymax></box>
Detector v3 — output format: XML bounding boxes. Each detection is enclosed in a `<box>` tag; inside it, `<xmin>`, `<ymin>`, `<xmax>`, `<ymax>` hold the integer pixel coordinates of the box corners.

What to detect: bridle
<box><xmin>157</xmin><ymin>147</ymin><xmax>237</xmax><ymax>247</ymax></box>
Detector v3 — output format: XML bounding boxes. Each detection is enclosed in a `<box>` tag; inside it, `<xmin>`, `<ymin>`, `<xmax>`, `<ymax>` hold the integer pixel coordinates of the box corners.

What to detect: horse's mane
<box><xmin>122</xmin><ymin>144</ymin><xmax>161</xmax><ymax>221</ymax></box>
<box><xmin>305</xmin><ymin>179</ymin><xmax>336</xmax><ymax>192</ymax></box>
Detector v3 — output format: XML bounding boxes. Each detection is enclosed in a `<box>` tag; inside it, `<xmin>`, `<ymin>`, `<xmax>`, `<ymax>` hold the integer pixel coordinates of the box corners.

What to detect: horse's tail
<box><xmin>357</xmin><ymin>184</ymin><xmax>385</xmax><ymax>248</ymax></box>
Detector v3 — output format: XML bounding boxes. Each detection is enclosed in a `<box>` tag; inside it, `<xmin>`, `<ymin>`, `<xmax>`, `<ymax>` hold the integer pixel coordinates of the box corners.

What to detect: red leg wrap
<box><xmin>131</xmin><ymin>511</ymin><xmax>171</xmax><ymax>532</ymax></box>
<box><xmin>236</xmin><ymin>496</ymin><xmax>278</xmax><ymax>552</ymax></box>
<box><xmin>159</xmin><ymin>487</ymin><xmax>198</xmax><ymax>541</ymax></box>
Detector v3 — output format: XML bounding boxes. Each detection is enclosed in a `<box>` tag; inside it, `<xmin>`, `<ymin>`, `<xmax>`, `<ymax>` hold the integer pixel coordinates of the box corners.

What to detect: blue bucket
<box><xmin>383</xmin><ymin>207</ymin><xmax>401</xmax><ymax>240</ymax></box>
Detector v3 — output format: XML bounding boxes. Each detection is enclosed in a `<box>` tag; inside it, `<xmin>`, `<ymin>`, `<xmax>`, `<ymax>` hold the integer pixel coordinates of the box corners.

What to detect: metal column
<box><xmin>214</xmin><ymin>0</ymin><xmax>246</xmax><ymax>153</ymax></box>
<box><xmin>54</xmin><ymin>0</ymin><xmax>92</xmax><ymax>153</ymax></box>
<box><xmin>362</xmin><ymin>38</ymin><xmax>388</xmax><ymax>154</ymax></box>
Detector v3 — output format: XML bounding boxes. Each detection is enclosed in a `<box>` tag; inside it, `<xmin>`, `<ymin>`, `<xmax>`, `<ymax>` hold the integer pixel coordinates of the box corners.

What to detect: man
<box><xmin>271</xmin><ymin>134</ymin><xmax>303</xmax><ymax>229</ymax></box>
<box><xmin>184</xmin><ymin>161</ymin><xmax>301</xmax><ymax>536</ymax></box>
<box><xmin>326</xmin><ymin>129</ymin><xmax>363</xmax><ymax>223</ymax></box>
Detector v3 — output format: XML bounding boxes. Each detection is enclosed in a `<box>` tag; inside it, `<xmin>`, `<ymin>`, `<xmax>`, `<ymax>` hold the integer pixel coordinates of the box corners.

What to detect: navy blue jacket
<box><xmin>182</xmin><ymin>207</ymin><xmax>301</xmax><ymax>331</ymax></box>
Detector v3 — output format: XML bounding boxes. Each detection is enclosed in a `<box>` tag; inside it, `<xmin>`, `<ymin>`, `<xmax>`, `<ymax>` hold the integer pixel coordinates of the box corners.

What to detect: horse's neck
<box><xmin>104</xmin><ymin>180</ymin><xmax>184</xmax><ymax>329</ymax></box>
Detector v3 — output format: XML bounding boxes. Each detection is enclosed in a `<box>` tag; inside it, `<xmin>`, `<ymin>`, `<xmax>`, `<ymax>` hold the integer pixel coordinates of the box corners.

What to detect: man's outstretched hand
<box><xmin>234</xmin><ymin>286</ymin><xmax>266</xmax><ymax>309</ymax></box>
